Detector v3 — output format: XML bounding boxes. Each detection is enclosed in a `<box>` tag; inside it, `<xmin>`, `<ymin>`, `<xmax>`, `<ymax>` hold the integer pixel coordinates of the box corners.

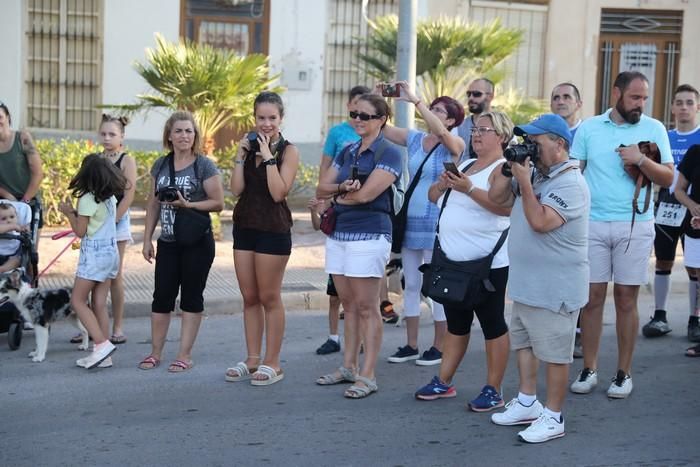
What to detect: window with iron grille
<box><xmin>25</xmin><ymin>0</ymin><xmax>102</xmax><ymax>131</ymax></box>
<box><xmin>323</xmin><ymin>0</ymin><xmax>398</xmax><ymax>135</ymax></box>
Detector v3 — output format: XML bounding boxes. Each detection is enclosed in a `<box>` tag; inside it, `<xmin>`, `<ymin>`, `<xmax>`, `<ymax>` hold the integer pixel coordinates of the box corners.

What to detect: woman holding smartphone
<box><xmin>379</xmin><ymin>82</ymin><xmax>466</xmax><ymax>367</ymax></box>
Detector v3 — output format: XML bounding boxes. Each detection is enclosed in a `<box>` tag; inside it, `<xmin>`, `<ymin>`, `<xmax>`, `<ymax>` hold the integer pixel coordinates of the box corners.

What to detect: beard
<box><xmin>615</xmin><ymin>98</ymin><xmax>643</xmax><ymax>124</ymax></box>
<box><xmin>468</xmin><ymin>101</ymin><xmax>486</xmax><ymax>114</ymax></box>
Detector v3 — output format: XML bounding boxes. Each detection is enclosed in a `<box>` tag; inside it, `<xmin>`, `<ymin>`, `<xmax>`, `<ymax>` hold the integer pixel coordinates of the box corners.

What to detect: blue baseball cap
<box><xmin>514</xmin><ymin>113</ymin><xmax>572</xmax><ymax>147</ymax></box>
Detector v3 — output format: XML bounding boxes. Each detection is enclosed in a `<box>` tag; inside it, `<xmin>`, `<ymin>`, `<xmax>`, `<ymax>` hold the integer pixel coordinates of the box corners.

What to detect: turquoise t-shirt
<box><xmin>570</xmin><ymin>109</ymin><xmax>672</xmax><ymax>222</ymax></box>
<box><xmin>323</xmin><ymin>121</ymin><xmax>360</xmax><ymax>159</ymax></box>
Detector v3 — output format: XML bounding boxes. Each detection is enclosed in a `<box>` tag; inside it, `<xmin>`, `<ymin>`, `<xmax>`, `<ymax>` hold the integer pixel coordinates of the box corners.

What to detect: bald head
<box><xmin>466</xmin><ymin>78</ymin><xmax>494</xmax><ymax>116</ymax></box>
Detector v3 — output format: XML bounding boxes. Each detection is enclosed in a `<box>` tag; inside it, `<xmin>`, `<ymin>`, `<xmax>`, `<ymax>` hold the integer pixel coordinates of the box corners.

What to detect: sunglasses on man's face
<box><xmin>349</xmin><ymin>111</ymin><xmax>382</xmax><ymax>121</ymax></box>
<box><xmin>466</xmin><ymin>91</ymin><xmax>484</xmax><ymax>98</ymax></box>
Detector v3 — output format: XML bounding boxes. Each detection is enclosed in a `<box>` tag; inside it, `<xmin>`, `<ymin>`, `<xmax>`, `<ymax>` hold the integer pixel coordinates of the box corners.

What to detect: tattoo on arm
<box><xmin>20</xmin><ymin>131</ymin><xmax>37</xmax><ymax>155</ymax></box>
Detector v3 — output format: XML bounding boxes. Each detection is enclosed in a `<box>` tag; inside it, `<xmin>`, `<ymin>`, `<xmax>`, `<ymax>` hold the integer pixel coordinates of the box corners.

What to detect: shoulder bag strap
<box><xmin>167</xmin><ymin>153</ymin><xmax>177</xmax><ymax>188</ymax></box>
<box><xmin>400</xmin><ymin>142</ymin><xmax>441</xmax><ymax>214</ymax></box>
<box><xmin>435</xmin><ymin>159</ymin><xmax>477</xmax><ymax>234</ymax></box>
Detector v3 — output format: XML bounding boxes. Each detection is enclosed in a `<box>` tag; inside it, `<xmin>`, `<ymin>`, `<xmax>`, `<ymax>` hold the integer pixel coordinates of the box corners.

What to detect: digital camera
<box><xmin>381</xmin><ymin>83</ymin><xmax>401</xmax><ymax>98</ymax></box>
<box><xmin>157</xmin><ymin>186</ymin><xmax>180</xmax><ymax>203</ymax></box>
<box><xmin>503</xmin><ymin>143</ymin><xmax>538</xmax><ymax>164</ymax></box>
<box><xmin>247</xmin><ymin>131</ymin><xmax>260</xmax><ymax>153</ymax></box>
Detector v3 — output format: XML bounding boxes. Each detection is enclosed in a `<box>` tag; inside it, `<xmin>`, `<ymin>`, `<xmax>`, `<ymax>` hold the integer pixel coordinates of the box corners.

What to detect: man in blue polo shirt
<box><xmin>569</xmin><ymin>71</ymin><xmax>674</xmax><ymax>399</ymax></box>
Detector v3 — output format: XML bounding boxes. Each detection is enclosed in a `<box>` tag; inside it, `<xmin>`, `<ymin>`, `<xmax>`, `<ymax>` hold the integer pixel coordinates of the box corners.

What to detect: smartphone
<box><xmin>351</xmin><ymin>165</ymin><xmax>359</xmax><ymax>180</ymax></box>
<box><xmin>443</xmin><ymin>161</ymin><xmax>460</xmax><ymax>176</ymax></box>
<box><xmin>381</xmin><ymin>83</ymin><xmax>401</xmax><ymax>98</ymax></box>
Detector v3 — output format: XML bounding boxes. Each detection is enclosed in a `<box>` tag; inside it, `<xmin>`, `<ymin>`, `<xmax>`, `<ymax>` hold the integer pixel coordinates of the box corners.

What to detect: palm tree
<box><xmin>103</xmin><ymin>34</ymin><xmax>282</xmax><ymax>154</ymax></box>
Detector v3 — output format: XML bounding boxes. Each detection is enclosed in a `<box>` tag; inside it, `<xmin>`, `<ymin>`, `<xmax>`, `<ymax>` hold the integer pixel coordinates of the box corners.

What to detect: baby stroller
<box><xmin>0</xmin><ymin>200</ymin><xmax>39</xmax><ymax>350</ymax></box>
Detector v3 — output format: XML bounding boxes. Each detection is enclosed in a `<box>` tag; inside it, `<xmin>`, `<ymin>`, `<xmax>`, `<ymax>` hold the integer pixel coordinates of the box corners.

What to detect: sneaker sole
<box><xmin>468</xmin><ymin>400</ymin><xmax>505</xmax><ymax>413</ymax></box>
<box><xmin>491</xmin><ymin>416</ymin><xmax>539</xmax><ymax>426</ymax></box>
<box><xmin>607</xmin><ymin>391</ymin><xmax>632</xmax><ymax>399</ymax></box>
<box><xmin>570</xmin><ymin>383</ymin><xmax>596</xmax><ymax>394</ymax></box>
<box><xmin>518</xmin><ymin>431</ymin><xmax>565</xmax><ymax>443</ymax></box>
<box><xmin>86</xmin><ymin>347</ymin><xmax>116</xmax><ymax>370</ymax></box>
<box><xmin>387</xmin><ymin>355</ymin><xmax>419</xmax><ymax>363</ymax></box>
<box><xmin>415</xmin><ymin>391</ymin><xmax>457</xmax><ymax>401</ymax></box>
<box><xmin>642</xmin><ymin>328</ymin><xmax>671</xmax><ymax>338</ymax></box>
<box><xmin>415</xmin><ymin>358</ymin><xmax>442</xmax><ymax>366</ymax></box>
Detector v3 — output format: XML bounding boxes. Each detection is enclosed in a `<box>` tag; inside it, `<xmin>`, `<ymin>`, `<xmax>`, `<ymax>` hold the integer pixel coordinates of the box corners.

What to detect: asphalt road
<box><xmin>1</xmin><ymin>291</ymin><xmax>698</xmax><ymax>467</ymax></box>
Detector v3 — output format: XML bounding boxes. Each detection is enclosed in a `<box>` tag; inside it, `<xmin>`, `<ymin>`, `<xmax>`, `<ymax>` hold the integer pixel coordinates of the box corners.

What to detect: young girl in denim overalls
<box><xmin>59</xmin><ymin>154</ymin><xmax>127</xmax><ymax>370</ymax></box>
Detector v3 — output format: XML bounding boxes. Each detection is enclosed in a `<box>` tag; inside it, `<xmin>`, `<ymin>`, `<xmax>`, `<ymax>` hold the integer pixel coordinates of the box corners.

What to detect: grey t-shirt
<box><xmin>150</xmin><ymin>155</ymin><xmax>220</xmax><ymax>242</ymax></box>
<box><xmin>508</xmin><ymin>160</ymin><xmax>590</xmax><ymax>312</ymax></box>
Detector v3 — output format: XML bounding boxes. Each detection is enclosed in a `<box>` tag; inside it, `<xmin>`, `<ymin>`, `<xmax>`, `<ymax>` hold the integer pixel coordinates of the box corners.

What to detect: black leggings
<box><xmin>152</xmin><ymin>234</ymin><xmax>215</xmax><ymax>313</ymax></box>
<box><xmin>442</xmin><ymin>266</ymin><xmax>509</xmax><ymax>339</ymax></box>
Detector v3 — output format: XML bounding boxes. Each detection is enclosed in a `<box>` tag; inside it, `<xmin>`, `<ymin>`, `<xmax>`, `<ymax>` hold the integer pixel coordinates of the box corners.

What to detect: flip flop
<box><xmin>110</xmin><ymin>334</ymin><xmax>127</xmax><ymax>345</ymax></box>
<box><xmin>168</xmin><ymin>359</ymin><xmax>194</xmax><ymax>373</ymax></box>
<box><xmin>685</xmin><ymin>344</ymin><xmax>700</xmax><ymax>357</ymax></box>
<box><xmin>138</xmin><ymin>355</ymin><xmax>160</xmax><ymax>370</ymax></box>
<box><xmin>250</xmin><ymin>365</ymin><xmax>284</xmax><ymax>386</ymax></box>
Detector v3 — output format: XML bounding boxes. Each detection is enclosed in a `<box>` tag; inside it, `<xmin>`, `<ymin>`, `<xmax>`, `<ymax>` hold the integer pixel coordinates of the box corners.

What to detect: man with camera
<box><xmin>456</xmin><ymin>78</ymin><xmax>495</xmax><ymax>157</ymax></box>
<box><xmin>488</xmin><ymin>114</ymin><xmax>589</xmax><ymax>443</ymax></box>
<box><xmin>570</xmin><ymin>71</ymin><xmax>673</xmax><ymax>399</ymax></box>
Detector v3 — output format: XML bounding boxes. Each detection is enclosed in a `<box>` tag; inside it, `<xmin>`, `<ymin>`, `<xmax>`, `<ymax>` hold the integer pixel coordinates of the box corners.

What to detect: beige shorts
<box><xmin>588</xmin><ymin>220</ymin><xmax>654</xmax><ymax>285</ymax></box>
<box><xmin>509</xmin><ymin>301</ymin><xmax>580</xmax><ymax>364</ymax></box>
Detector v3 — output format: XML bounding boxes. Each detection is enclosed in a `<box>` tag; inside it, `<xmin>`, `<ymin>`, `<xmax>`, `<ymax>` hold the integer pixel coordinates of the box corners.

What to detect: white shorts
<box><xmin>325</xmin><ymin>236</ymin><xmax>391</xmax><ymax>278</ymax></box>
<box><xmin>588</xmin><ymin>220</ymin><xmax>654</xmax><ymax>285</ymax></box>
<box><xmin>683</xmin><ymin>236</ymin><xmax>700</xmax><ymax>268</ymax></box>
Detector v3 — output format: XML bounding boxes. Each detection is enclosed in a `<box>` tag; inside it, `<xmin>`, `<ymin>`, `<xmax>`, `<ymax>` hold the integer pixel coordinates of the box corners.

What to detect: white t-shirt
<box><xmin>437</xmin><ymin>158</ymin><xmax>510</xmax><ymax>267</ymax></box>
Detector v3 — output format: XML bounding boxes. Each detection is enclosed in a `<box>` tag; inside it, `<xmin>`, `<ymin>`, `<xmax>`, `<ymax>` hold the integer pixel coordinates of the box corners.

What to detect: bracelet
<box><xmin>337</xmin><ymin>183</ymin><xmax>342</xmax><ymax>194</ymax></box>
<box><xmin>235</xmin><ymin>159</ymin><xmax>244</xmax><ymax>165</ymax></box>
<box><xmin>636</xmin><ymin>155</ymin><xmax>645</xmax><ymax>167</ymax></box>
<box><xmin>414</xmin><ymin>100</ymin><xmax>421</xmax><ymax>106</ymax></box>
<box><xmin>467</xmin><ymin>185</ymin><xmax>476</xmax><ymax>196</ymax></box>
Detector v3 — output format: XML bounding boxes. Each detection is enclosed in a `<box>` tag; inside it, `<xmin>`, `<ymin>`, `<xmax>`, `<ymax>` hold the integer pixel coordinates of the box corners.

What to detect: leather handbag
<box><xmin>319</xmin><ymin>205</ymin><xmax>337</xmax><ymax>235</ymax></box>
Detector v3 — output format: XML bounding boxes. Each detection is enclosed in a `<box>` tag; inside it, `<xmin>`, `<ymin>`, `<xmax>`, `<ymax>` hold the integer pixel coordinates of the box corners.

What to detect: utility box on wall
<box><xmin>283</xmin><ymin>66</ymin><xmax>313</xmax><ymax>91</ymax></box>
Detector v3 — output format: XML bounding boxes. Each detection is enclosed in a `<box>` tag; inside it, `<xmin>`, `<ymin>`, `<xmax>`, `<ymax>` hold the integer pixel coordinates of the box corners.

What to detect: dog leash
<box><xmin>38</xmin><ymin>230</ymin><xmax>77</xmax><ymax>278</ymax></box>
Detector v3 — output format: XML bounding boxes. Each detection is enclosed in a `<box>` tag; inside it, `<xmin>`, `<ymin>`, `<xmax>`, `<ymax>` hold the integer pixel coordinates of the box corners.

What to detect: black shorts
<box><xmin>232</xmin><ymin>226</ymin><xmax>291</xmax><ymax>256</ymax></box>
<box><xmin>654</xmin><ymin>223</ymin><xmax>684</xmax><ymax>261</ymax></box>
<box><xmin>152</xmin><ymin>234</ymin><xmax>215</xmax><ymax>313</ymax></box>
<box><xmin>442</xmin><ymin>266</ymin><xmax>509</xmax><ymax>339</ymax></box>
<box><xmin>326</xmin><ymin>274</ymin><xmax>338</xmax><ymax>296</ymax></box>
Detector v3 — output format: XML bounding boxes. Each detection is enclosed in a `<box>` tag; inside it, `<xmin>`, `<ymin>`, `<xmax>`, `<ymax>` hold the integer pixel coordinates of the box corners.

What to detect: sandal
<box><xmin>168</xmin><ymin>359</ymin><xmax>194</xmax><ymax>373</ymax></box>
<box><xmin>225</xmin><ymin>361</ymin><xmax>257</xmax><ymax>382</ymax></box>
<box><xmin>685</xmin><ymin>344</ymin><xmax>700</xmax><ymax>357</ymax></box>
<box><xmin>138</xmin><ymin>355</ymin><xmax>160</xmax><ymax>370</ymax></box>
<box><xmin>316</xmin><ymin>366</ymin><xmax>356</xmax><ymax>386</ymax></box>
<box><xmin>110</xmin><ymin>334</ymin><xmax>127</xmax><ymax>345</ymax></box>
<box><xmin>344</xmin><ymin>376</ymin><xmax>378</xmax><ymax>399</ymax></box>
<box><xmin>250</xmin><ymin>365</ymin><xmax>284</xmax><ymax>386</ymax></box>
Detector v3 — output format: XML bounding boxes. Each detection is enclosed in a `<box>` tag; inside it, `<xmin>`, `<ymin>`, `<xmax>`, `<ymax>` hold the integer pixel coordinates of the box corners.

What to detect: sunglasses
<box><xmin>349</xmin><ymin>111</ymin><xmax>382</xmax><ymax>121</ymax></box>
<box><xmin>430</xmin><ymin>106</ymin><xmax>448</xmax><ymax>115</ymax></box>
<box><xmin>466</xmin><ymin>91</ymin><xmax>484</xmax><ymax>98</ymax></box>
<box><xmin>470</xmin><ymin>126</ymin><xmax>497</xmax><ymax>135</ymax></box>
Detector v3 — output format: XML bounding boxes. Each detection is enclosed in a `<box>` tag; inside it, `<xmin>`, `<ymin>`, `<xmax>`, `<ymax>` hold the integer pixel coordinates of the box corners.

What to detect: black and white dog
<box><xmin>0</xmin><ymin>269</ymin><xmax>87</xmax><ymax>362</ymax></box>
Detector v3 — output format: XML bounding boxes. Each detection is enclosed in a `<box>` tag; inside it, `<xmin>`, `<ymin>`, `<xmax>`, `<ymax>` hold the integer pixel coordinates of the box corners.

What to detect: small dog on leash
<box><xmin>0</xmin><ymin>269</ymin><xmax>87</xmax><ymax>362</ymax></box>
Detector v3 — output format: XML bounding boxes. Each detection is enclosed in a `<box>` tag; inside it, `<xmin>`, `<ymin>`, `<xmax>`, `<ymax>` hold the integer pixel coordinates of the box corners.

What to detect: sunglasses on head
<box><xmin>466</xmin><ymin>91</ymin><xmax>484</xmax><ymax>98</ymax></box>
<box><xmin>349</xmin><ymin>111</ymin><xmax>382</xmax><ymax>121</ymax></box>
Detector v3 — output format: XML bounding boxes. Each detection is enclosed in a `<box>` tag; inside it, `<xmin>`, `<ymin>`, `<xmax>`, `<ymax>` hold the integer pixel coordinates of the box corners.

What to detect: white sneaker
<box><xmin>78</xmin><ymin>342</ymin><xmax>116</xmax><ymax>369</ymax></box>
<box><xmin>491</xmin><ymin>398</ymin><xmax>543</xmax><ymax>426</ymax></box>
<box><xmin>77</xmin><ymin>356</ymin><xmax>113</xmax><ymax>368</ymax></box>
<box><xmin>518</xmin><ymin>413</ymin><xmax>565</xmax><ymax>443</ymax></box>
<box><xmin>570</xmin><ymin>368</ymin><xmax>598</xmax><ymax>394</ymax></box>
<box><xmin>607</xmin><ymin>371</ymin><xmax>633</xmax><ymax>399</ymax></box>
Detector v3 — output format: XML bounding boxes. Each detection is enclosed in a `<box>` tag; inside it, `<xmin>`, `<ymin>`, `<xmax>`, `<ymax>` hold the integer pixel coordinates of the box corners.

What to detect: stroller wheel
<box><xmin>8</xmin><ymin>321</ymin><xmax>22</xmax><ymax>350</ymax></box>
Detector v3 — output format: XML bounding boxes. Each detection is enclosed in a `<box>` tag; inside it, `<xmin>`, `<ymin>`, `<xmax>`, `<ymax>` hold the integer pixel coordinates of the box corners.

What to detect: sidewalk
<box><xmin>37</xmin><ymin>208</ymin><xmax>332</xmax><ymax>316</ymax></box>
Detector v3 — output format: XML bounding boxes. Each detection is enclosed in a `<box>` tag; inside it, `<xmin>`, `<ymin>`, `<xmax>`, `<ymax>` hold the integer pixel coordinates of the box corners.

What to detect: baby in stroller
<box><xmin>0</xmin><ymin>200</ymin><xmax>37</xmax><ymax>349</ymax></box>
<box><xmin>0</xmin><ymin>202</ymin><xmax>30</xmax><ymax>272</ymax></box>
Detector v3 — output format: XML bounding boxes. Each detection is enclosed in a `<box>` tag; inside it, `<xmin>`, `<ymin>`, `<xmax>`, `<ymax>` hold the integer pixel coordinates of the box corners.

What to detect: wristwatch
<box><xmin>263</xmin><ymin>158</ymin><xmax>277</xmax><ymax>166</ymax></box>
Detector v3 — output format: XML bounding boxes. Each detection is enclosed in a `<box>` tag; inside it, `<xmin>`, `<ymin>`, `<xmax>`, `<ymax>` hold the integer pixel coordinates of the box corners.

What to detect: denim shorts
<box><xmin>76</xmin><ymin>238</ymin><xmax>119</xmax><ymax>282</ymax></box>
<box><xmin>115</xmin><ymin>211</ymin><xmax>133</xmax><ymax>243</ymax></box>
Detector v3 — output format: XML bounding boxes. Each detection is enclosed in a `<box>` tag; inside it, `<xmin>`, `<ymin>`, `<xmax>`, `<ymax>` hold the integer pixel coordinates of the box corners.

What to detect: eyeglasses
<box><xmin>430</xmin><ymin>106</ymin><xmax>448</xmax><ymax>115</ymax></box>
<box><xmin>470</xmin><ymin>126</ymin><xmax>497</xmax><ymax>135</ymax></box>
<box><xmin>466</xmin><ymin>91</ymin><xmax>485</xmax><ymax>98</ymax></box>
<box><xmin>349</xmin><ymin>111</ymin><xmax>382</xmax><ymax>121</ymax></box>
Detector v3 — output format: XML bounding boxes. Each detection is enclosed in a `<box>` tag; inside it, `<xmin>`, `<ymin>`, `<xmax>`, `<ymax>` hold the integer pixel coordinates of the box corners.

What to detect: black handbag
<box><xmin>167</xmin><ymin>155</ymin><xmax>211</xmax><ymax>246</ymax></box>
<box><xmin>391</xmin><ymin>142</ymin><xmax>441</xmax><ymax>254</ymax></box>
<box><xmin>419</xmin><ymin>161</ymin><xmax>508</xmax><ymax>306</ymax></box>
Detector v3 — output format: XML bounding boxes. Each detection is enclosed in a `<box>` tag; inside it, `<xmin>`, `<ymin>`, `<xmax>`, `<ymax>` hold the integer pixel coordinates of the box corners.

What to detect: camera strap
<box><xmin>166</xmin><ymin>153</ymin><xmax>200</xmax><ymax>190</ymax></box>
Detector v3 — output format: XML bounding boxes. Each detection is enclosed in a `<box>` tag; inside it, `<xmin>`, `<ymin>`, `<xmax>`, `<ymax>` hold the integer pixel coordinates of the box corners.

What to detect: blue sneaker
<box><xmin>415</xmin><ymin>376</ymin><xmax>457</xmax><ymax>401</ymax></box>
<box><xmin>468</xmin><ymin>385</ymin><xmax>505</xmax><ymax>412</ymax></box>
<box><xmin>416</xmin><ymin>346</ymin><xmax>443</xmax><ymax>366</ymax></box>
<box><xmin>387</xmin><ymin>345</ymin><xmax>419</xmax><ymax>363</ymax></box>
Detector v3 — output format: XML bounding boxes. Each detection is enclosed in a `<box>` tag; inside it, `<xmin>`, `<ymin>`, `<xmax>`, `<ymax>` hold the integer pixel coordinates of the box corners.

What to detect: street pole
<box><xmin>395</xmin><ymin>0</ymin><xmax>417</xmax><ymax>130</ymax></box>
